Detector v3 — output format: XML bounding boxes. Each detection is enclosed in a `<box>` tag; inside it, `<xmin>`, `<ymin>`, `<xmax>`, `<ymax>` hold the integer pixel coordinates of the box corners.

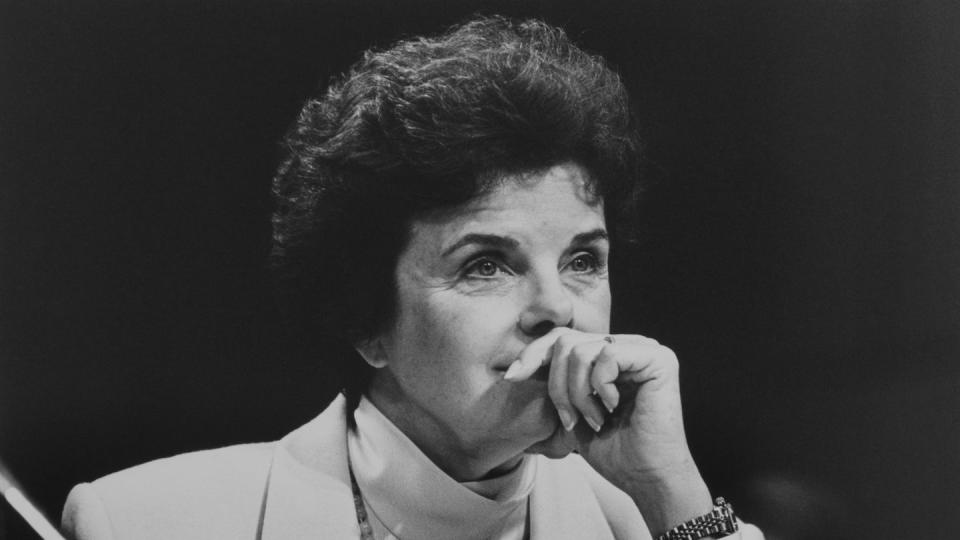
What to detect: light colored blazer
<box><xmin>62</xmin><ymin>395</ymin><xmax>763</xmax><ymax>539</ymax></box>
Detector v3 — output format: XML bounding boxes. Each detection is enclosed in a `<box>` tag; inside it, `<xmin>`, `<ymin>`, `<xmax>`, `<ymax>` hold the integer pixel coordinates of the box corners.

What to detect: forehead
<box><xmin>410</xmin><ymin>163</ymin><xmax>606</xmax><ymax>247</ymax></box>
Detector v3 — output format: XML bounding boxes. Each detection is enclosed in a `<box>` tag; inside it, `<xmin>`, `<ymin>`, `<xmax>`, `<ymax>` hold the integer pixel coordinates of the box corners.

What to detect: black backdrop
<box><xmin>2</xmin><ymin>1</ymin><xmax>958</xmax><ymax>538</ymax></box>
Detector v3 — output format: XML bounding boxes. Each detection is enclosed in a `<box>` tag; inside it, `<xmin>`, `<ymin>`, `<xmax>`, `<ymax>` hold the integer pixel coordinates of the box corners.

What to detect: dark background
<box><xmin>2</xmin><ymin>1</ymin><xmax>958</xmax><ymax>538</ymax></box>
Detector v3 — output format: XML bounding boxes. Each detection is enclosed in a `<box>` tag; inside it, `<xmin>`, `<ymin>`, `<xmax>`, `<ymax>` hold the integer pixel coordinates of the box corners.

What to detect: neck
<box><xmin>365</xmin><ymin>377</ymin><xmax>522</xmax><ymax>482</ymax></box>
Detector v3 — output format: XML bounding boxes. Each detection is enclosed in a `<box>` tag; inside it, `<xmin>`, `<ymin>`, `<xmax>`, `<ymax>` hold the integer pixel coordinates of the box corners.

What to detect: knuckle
<box><xmin>591</xmin><ymin>351</ymin><xmax>612</xmax><ymax>372</ymax></box>
<box><xmin>555</xmin><ymin>334</ymin><xmax>577</xmax><ymax>350</ymax></box>
<box><xmin>658</xmin><ymin>346</ymin><xmax>679</xmax><ymax>371</ymax></box>
<box><xmin>595</xmin><ymin>345</ymin><xmax>616</xmax><ymax>363</ymax></box>
<box><xmin>626</xmin><ymin>334</ymin><xmax>659</xmax><ymax>346</ymax></box>
<box><xmin>568</xmin><ymin>343</ymin><xmax>595</xmax><ymax>366</ymax></box>
<box><xmin>591</xmin><ymin>356</ymin><xmax>615</xmax><ymax>385</ymax></box>
<box><xmin>588</xmin><ymin>371</ymin><xmax>605</xmax><ymax>391</ymax></box>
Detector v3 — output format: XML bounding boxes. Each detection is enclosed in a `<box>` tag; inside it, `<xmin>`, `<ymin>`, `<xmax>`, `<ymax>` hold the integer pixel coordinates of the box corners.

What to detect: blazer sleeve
<box><xmin>576</xmin><ymin>456</ymin><xmax>766</xmax><ymax>540</ymax></box>
<box><xmin>61</xmin><ymin>483</ymin><xmax>115</xmax><ymax>540</ymax></box>
<box><xmin>736</xmin><ymin>522</ymin><xmax>766</xmax><ymax>539</ymax></box>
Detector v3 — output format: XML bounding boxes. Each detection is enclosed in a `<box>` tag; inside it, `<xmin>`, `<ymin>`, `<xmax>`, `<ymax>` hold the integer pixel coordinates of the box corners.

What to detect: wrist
<box><xmin>621</xmin><ymin>465</ymin><xmax>713</xmax><ymax>537</ymax></box>
<box><xmin>656</xmin><ymin>497</ymin><xmax>740</xmax><ymax>540</ymax></box>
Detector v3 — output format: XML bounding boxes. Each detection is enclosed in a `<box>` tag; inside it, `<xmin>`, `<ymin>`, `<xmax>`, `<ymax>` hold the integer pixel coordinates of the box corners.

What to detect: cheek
<box><xmin>601</xmin><ymin>287</ymin><xmax>612</xmax><ymax>322</ymax></box>
<box><xmin>402</xmin><ymin>295</ymin><xmax>517</xmax><ymax>383</ymax></box>
<box><xmin>399</xmin><ymin>294</ymin><xmax>497</xmax><ymax>361</ymax></box>
<box><xmin>580</xmin><ymin>285</ymin><xmax>612</xmax><ymax>333</ymax></box>
<box><xmin>416</xmin><ymin>308</ymin><xmax>473</xmax><ymax>365</ymax></box>
<box><xmin>428</xmin><ymin>297</ymin><xmax>515</xmax><ymax>360</ymax></box>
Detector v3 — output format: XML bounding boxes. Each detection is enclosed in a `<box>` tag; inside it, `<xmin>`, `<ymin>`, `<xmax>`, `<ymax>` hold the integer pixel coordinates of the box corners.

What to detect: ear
<box><xmin>354</xmin><ymin>337</ymin><xmax>389</xmax><ymax>369</ymax></box>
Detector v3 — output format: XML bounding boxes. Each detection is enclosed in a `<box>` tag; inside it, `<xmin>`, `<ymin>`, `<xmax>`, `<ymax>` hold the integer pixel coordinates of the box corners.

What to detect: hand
<box><xmin>504</xmin><ymin>327</ymin><xmax>713</xmax><ymax>534</ymax></box>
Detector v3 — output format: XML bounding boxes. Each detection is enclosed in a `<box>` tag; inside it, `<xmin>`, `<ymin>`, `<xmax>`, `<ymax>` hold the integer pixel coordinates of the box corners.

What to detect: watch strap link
<box><xmin>655</xmin><ymin>497</ymin><xmax>739</xmax><ymax>540</ymax></box>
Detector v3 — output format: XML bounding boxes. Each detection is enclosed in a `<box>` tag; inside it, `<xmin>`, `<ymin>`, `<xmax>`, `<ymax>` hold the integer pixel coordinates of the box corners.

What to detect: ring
<box><xmin>603</xmin><ymin>335</ymin><xmax>615</xmax><ymax>344</ymax></box>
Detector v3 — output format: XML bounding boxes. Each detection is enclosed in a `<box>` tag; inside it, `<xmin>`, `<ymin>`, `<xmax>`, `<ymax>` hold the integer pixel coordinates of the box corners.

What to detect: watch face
<box><xmin>714</xmin><ymin>500</ymin><xmax>739</xmax><ymax>537</ymax></box>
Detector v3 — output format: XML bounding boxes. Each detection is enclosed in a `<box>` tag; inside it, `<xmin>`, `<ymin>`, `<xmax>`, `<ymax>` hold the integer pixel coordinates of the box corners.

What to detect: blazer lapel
<box><xmin>260</xmin><ymin>395</ymin><xmax>361</xmax><ymax>539</ymax></box>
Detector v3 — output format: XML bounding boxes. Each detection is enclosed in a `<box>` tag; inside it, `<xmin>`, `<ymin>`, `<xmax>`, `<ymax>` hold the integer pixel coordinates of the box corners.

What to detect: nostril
<box><xmin>530</xmin><ymin>321</ymin><xmax>557</xmax><ymax>337</ymax></box>
<box><xmin>518</xmin><ymin>306</ymin><xmax>574</xmax><ymax>336</ymax></box>
<box><xmin>529</xmin><ymin>320</ymin><xmax>556</xmax><ymax>337</ymax></box>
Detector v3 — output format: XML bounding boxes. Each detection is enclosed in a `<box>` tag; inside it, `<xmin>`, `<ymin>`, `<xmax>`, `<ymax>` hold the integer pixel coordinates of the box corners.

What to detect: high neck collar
<box><xmin>346</xmin><ymin>396</ymin><xmax>535</xmax><ymax>539</ymax></box>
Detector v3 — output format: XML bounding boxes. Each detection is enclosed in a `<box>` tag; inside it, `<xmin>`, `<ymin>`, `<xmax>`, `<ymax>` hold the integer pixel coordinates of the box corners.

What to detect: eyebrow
<box><xmin>441</xmin><ymin>228</ymin><xmax>609</xmax><ymax>257</ymax></box>
<box><xmin>442</xmin><ymin>234</ymin><xmax>520</xmax><ymax>257</ymax></box>
<box><xmin>570</xmin><ymin>228</ymin><xmax>609</xmax><ymax>246</ymax></box>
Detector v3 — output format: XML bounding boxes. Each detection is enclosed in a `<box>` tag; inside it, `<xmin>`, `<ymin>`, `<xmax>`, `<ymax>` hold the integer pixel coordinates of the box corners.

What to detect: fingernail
<box><xmin>503</xmin><ymin>361</ymin><xmax>522</xmax><ymax>381</ymax></box>
<box><xmin>591</xmin><ymin>388</ymin><xmax>615</xmax><ymax>414</ymax></box>
<box><xmin>601</xmin><ymin>396</ymin><xmax>615</xmax><ymax>414</ymax></box>
<box><xmin>585</xmin><ymin>416</ymin><xmax>603</xmax><ymax>433</ymax></box>
<box><xmin>558</xmin><ymin>409</ymin><xmax>577</xmax><ymax>431</ymax></box>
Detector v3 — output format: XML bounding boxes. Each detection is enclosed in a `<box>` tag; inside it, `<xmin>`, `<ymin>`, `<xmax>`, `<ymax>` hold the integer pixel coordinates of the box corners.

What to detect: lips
<box><xmin>491</xmin><ymin>356</ymin><xmax>520</xmax><ymax>373</ymax></box>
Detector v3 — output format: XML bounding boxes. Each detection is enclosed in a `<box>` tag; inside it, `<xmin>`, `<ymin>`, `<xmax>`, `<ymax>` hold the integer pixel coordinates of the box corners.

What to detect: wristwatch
<box><xmin>655</xmin><ymin>497</ymin><xmax>739</xmax><ymax>540</ymax></box>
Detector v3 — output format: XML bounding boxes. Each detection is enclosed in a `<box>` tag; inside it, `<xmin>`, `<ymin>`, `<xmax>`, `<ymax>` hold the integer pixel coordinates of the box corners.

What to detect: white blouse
<box><xmin>347</xmin><ymin>397</ymin><xmax>535</xmax><ymax>540</ymax></box>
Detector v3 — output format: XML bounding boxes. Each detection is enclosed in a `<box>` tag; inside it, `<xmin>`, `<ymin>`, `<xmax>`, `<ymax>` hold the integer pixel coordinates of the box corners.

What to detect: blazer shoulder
<box><xmin>62</xmin><ymin>483</ymin><xmax>115</xmax><ymax>540</ymax></box>
<box><xmin>93</xmin><ymin>441</ymin><xmax>276</xmax><ymax>493</ymax></box>
<box><xmin>64</xmin><ymin>442</ymin><xmax>276</xmax><ymax>540</ymax></box>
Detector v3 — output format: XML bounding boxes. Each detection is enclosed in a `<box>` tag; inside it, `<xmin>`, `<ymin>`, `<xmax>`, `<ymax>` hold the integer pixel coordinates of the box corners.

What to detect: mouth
<box><xmin>491</xmin><ymin>358</ymin><xmax>515</xmax><ymax>373</ymax></box>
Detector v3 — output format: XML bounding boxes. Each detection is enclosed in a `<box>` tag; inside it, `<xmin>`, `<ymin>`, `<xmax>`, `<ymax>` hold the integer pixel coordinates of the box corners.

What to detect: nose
<box><xmin>518</xmin><ymin>270</ymin><xmax>574</xmax><ymax>337</ymax></box>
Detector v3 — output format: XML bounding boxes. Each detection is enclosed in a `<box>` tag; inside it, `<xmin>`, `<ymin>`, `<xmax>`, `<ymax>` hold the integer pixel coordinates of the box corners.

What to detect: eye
<box><xmin>568</xmin><ymin>252</ymin><xmax>600</xmax><ymax>273</ymax></box>
<box><xmin>464</xmin><ymin>257</ymin><xmax>506</xmax><ymax>278</ymax></box>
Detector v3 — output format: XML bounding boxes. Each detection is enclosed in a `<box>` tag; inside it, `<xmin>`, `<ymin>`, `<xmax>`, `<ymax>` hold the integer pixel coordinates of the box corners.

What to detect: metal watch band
<box><xmin>655</xmin><ymin>497</ymin><xmax>739</xmax><ymax>540</ymax></box>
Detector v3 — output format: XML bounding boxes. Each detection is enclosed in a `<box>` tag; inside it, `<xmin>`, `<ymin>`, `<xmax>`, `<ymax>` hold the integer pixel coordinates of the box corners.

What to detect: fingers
<box><xmin>545</xmin><ymin>333</ymin><xmax>605</xmax><ymax>432</ymax></box>
<box><xmin>537</xmin><ymin>332</ymin><xmax>617</xmax><ymax>433</ymax></box>
<box><xmin>587</xmin><ymin>335</ymin><xmax>669</xmax><ymax>404</ymax></box>
<box><xmin>503</xmin><ymin>329</ymin><xmax>607</xmax><ymax>431</ymax></box>
<box><xmin>590</xmin><ymin>350</ymin><xmax>621</xmax><ymax>414</ymax></box>
<box><xmin>505</xmin><ymin>329</ymin><xmax>677</xmax><ymax>435</ymax></box>
<box><xmin>546</xmin><ymin>334</ymin><xmax>576</xmax><ymax>431</ymax></box>
<box><xmin>594</xmin><ymin>339</ymin><xmax>678</xmax><ymax>389</ymax></box>
<box><xmin>563</xmin><ymin>339</ymin><xmax>608</xmax><ymax>432</ymax></box>
<box><xmin>502</xmin><ymin>327</ymin><xmax>572</xmax><ymax>381</ymax></box>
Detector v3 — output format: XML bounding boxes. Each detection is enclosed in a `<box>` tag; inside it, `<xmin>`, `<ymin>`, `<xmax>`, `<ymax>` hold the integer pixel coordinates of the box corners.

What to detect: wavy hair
<box><xmin>270</xmin><ymin>15</ymin><xmax>642</xmax><ymax>406</ymax></box>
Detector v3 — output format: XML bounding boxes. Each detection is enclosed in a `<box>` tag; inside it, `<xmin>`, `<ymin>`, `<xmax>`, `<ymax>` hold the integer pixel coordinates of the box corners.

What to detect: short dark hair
<box><xmin>270</xmin><ymin>15</ymin><xmax>642</xmax><ymax>406</ymax></box>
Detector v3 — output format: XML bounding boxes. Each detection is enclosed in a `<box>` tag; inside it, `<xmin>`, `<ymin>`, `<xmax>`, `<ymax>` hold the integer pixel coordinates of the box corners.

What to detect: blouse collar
<box><xmin>347</xmin><ymin>396</ymin><xmax>535</xmax><ymax>539</ymax></box>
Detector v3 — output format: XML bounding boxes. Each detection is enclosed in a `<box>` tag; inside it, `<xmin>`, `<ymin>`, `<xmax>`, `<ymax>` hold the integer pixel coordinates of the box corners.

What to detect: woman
<box><xmin>62</xmin><ymin>16</ymin><xmax>763</xmax><ymax>540</ymax></box>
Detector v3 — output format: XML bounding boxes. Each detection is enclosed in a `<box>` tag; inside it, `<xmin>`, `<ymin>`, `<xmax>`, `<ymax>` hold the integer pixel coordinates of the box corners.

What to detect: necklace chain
<box><xmin>348</xmin><ymin>458</ymin><xmax>376</xmax><ymax>540</ymax></box>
